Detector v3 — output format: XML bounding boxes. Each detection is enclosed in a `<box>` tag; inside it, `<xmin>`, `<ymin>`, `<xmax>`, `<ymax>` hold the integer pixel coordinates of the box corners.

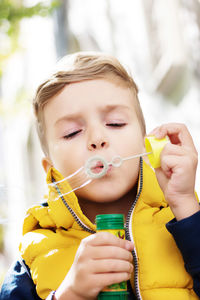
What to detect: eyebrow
<box><xmin>54</xmin><ymin>104</ymin><xmax>130</xmax><ymax>126</ymax></box>
<box><xmin>101</xmin><ymin>104</ymin><xmax>130</xmax><ymax>113</ymax></box>
<box><xmin>55</xmin><ymin>113</ymin><xmax>82</xmax><ymax>126</ymax></box>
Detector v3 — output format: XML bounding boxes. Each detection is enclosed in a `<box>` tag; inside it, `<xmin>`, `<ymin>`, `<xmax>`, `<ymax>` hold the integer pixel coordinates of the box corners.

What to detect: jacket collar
<box><xmin>45</xmin><ymin>160</ymin><xmax>167</xmax><ymax>232</ymax></box>
<box><xmin>46</xmin><ymin>167</ymin><xmax>96</xmax><ymax>232</ymax></box>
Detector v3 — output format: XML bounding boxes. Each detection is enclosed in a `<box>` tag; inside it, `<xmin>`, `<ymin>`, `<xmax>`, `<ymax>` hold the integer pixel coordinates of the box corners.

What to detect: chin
<box><xmin>75</xmin><ymin>172</ymin><xmax>137</xmax><ymax>202</ymax></box>
<box><xmin>76</xmin><ymin>184</ymin><xmax>130</xmax><ymax>203</ymax></box>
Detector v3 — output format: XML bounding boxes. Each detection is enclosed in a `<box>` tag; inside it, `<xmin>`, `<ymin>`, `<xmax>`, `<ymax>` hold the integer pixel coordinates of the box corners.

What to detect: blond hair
<box><xmin>33</xmin><ymin>51</ymin><xmax>146</xmax><ymax>155</ymax></box>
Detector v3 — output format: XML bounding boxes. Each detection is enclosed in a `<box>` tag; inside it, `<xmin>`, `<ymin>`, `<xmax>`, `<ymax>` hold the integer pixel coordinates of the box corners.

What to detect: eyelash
<box><xmin>64</xmin><ymin>130</ymin><xmax>82</xmax><ymax>139</ymax></box>
<box><xmin>106</xmin><ymin>123</ymin><xmax>126</xmax><ymax>127</ymax></box>
<box><xmin>63</xmin><ymin>123</ymin><xmax>126</xmax><ymax>139</ymax></box>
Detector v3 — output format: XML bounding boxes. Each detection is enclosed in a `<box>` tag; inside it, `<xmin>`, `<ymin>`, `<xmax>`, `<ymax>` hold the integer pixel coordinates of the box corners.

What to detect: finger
<box><xmin>92</xmin><ymin>259</ymin><xmax>133</xmax><ymax>274</ymax></box>
<box><xmin>148</xmin><ymin>126</ymin><xmax>160</xmax><ymax>136</ymax></box>
<box><xmin>91</xmin><ymin>245</ymin><xmax>133</xmax><ymax>262</ymax></box>
<box><xmin>160</xmin><ymin>154</ymin><xmax>196</xmax><ymax>178</ymax></box>
<box><xmin>155</xmin><ymin>167</ymin><xmax>169</xmax><ymax>184</ymax></box>
<box><xmin>161</xmin><ymin>143</ymin><xmax>197</xmax><ymax>166</ymax></box>
<box><xmin>148</xmin><ymin>124</ymin><xmax>181</xmax><ymax>145</ymax></box>
<box><xmin>95</xmin><ymin>272</ymin><xmax>131</xmax><ymax>288</ymax></box>
<box><xmin>162</xmin><ymin>143</ymin><xmax>188</xmax><ymax>157</ymax></box>
<box><xmin>152</xmin><ymin>123</ymin><xmax>196</xmax><ymax>149</ymax></box>
<box><xmin>85</xmin><ymin>232</ymin><xmax>134</xmax><ymax>251</ymax></box>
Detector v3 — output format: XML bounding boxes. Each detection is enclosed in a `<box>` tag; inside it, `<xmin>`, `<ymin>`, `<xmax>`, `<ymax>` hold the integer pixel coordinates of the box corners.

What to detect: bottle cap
<box><xmin>96</xmin><ymin>214</ymin><xmax>125</xmax><ymax>230</ymax></box>
<box><xmin>145</xmin><ymin>136</ymin><xmax>169</xmax><ymax>168</ymax></box>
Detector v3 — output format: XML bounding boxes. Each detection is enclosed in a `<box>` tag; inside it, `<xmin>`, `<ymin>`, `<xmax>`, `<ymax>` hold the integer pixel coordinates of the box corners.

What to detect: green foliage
<box><xmin>0</xmin><ymin>0</ymin><xmax>60</xmax><ymax>26</ymax></box>
<box><xmin>0</xmin><ymin>0</ymin><xmax>61</xmax><ymax>76</ymax></box>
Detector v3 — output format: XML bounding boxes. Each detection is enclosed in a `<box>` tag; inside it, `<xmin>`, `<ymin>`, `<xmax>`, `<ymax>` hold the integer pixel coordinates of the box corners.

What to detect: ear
<box><xmin>42</xmin><ymin>157</ymin><xmax>53</xmax><ymax>173</ymax></box>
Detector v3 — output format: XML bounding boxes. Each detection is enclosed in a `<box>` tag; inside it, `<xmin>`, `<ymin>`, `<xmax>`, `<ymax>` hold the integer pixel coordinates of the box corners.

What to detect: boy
<box><xmin>1</xmin><ymin>52</ymin><xmax>200</xmax><ymax>300</ymax></box>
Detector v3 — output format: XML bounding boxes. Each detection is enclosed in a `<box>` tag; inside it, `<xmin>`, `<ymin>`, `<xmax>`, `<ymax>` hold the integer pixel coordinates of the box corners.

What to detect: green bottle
<box><xmin>95</xmin><ymin>214</ymin><xmax>129</xmax><ymax>300</ymax></box>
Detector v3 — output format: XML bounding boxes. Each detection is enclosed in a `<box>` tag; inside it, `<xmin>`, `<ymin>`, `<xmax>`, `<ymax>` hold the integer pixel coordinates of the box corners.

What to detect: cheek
<box><xmin>120</xmin><ymin>131</ymin><xmax>144</xmax><ymax>156</ymax></box>
<box><xmin>49</xmin><ymin>142</ymin><xmax>63</xmax><ymax>164</ymax></box>
<box><xmin>49</xmin><ymin>141</ymin><xmax>86</xmax><ymax>177</ymax></box>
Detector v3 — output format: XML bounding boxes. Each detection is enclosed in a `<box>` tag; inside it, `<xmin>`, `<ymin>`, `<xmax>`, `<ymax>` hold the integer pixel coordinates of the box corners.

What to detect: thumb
<box><xmin>154</xmin><ymin>167</ymin><xmax>169</xmax><ymax>193</ymax></box>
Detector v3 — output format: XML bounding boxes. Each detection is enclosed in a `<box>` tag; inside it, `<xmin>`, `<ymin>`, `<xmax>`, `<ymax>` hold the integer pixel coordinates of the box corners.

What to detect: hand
<box><xmin>54</xmin><ymin>232</ymin><xmax>134</xmax><ymax>300</ymax></box>
<box><xmin>150</xmin><ymin>123</ymin><xmax>199</xmax><ymax>220</ymax></box>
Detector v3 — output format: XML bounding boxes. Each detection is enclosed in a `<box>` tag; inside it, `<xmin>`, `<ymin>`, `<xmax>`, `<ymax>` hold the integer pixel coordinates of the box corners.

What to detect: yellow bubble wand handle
<box><xmin>145</xmin><ymin>136</ymin><xmax>169</xmax><ymax>168</ymax></box>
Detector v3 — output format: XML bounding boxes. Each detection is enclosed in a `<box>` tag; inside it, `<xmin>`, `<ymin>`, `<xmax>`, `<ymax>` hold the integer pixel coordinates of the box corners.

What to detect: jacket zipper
<box><xmin>125</xmin><ymin>157</ymin><xmax>143</xmax><ymax>300</ymax></box>
<box><xmin>52</xmin><ymin>178</ymin><xmax>96</xmax><ymax>234</ymax></box>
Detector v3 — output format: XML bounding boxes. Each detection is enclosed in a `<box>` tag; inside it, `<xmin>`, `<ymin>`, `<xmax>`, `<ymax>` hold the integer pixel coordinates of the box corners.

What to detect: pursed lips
<box><xmin>91</xmin><ymin>161</ymin><xmax>104</xmax><ymax>174</ymax></box>
<box><xmin>91</xmin><ymin>161</ymin><xmax>112</xmax><ymax>174</ymax></box>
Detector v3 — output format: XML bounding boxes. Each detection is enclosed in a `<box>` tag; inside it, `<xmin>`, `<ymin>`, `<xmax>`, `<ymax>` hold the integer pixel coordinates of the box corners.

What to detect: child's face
<box><xmin>43</xmin><ymin>79</ymin><xmax>145</xmax><ymax>203</ymax></box>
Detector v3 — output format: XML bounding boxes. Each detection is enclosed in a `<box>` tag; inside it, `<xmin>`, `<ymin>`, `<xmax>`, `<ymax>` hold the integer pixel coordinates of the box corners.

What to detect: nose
<box><xmin>87</xmin><ymin>135</ymin><xmax>109</xmax><ymax>151</ymax></box>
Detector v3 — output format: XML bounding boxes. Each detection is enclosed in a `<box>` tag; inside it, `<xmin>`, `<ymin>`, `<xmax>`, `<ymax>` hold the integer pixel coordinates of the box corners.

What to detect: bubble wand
<box><xmin>49</xmin><ymin>136</ymin><xmax>169</xmax><ymax>200</ymax></box>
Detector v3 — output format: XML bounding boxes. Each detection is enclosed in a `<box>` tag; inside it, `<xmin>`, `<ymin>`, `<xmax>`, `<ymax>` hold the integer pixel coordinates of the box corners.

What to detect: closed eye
<box><xmin>63</xmin><ymin>129</ymin><xmax>82</xmax><ymax>139</ymax></box>
<box><xmin>106</xmin><ymin>123</ymin><xmax>126</xmax><ymax>127</ymax></box>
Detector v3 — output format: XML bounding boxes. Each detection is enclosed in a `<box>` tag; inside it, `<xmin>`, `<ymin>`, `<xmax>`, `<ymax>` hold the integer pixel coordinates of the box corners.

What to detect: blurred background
<box><xmin>0</xmin><ymin>0</ymin><xmax>200</xmax><ymax>285</ymax></box>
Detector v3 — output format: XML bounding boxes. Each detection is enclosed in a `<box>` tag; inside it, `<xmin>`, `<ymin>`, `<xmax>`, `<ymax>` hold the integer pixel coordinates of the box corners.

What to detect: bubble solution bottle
<box><xmin>95</xmin><ymin>214</ymin><xmax>129</xmax><ymax>300</ymax></box>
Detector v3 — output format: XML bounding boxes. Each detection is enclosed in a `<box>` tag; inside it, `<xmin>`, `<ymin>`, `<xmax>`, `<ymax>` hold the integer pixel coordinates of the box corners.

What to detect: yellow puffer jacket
<box><xmin>19</xmin><ymin>160</ymin><xmax>198</xmax><ymax>300</ymax></box>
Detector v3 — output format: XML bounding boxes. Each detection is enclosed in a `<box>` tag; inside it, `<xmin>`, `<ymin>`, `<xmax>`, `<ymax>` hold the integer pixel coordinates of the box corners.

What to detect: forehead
<box><xmin>44</xmin><ymin>79</ymin><xmax>137</xmax><ymax>119</ymax></box>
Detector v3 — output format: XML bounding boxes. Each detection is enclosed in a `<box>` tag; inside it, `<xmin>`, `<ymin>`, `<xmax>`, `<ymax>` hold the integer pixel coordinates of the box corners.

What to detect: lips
<box><xmin>91</xmin><ymin>162</ymin><xmax>112</xmax><ymax>175</ymax></box>
<box><xmin>91</xmin><ymin>161</ymin><xmax>105</xmax><ymax>174</ymax></box>
<box><xmin>85</xmin><ymin>155</ymin><xmax>113</xmax><ymax>179</ymax></box>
